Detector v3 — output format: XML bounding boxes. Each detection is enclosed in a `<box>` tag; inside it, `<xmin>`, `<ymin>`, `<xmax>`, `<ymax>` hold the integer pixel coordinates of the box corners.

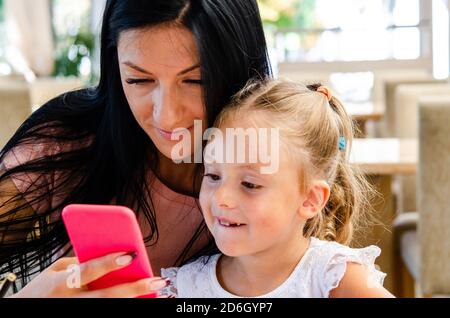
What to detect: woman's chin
<box><xmin>151</xmin><ymin>141</ymin><xmax>192</xmax><ymax>163</ymax></box>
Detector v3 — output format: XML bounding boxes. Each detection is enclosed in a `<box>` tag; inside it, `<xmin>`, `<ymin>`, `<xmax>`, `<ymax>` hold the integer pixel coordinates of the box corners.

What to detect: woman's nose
<box><xmin>152</xmin><ymin>85</ymin><xmax>183</xmax><ymax>129</ymax></box>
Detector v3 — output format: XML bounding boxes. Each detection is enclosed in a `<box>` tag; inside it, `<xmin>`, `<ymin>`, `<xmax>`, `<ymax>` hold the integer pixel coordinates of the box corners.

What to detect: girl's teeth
<box><xmin>219</xmin><ymin>220</ymin><xmax>243</xmax><ymax>227</ymax></box>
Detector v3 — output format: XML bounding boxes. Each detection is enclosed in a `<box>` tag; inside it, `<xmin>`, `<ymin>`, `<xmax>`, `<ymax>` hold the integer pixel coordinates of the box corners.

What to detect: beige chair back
<box><xmin>418</xmin><ymin>96</ymin><xmax>450</xmax><ymax>295</ymax></box>
<box><xmin>29</xmin><ymin>77</ymin><xmax>84</xmax><ymax>112</ymax></box>
<box><xmin>395</xmin><ymin>83</ymin><xmax>450</xmax><ymax>139</ymax></box>
<box><xmin>0</xmin><ymin>81</ymin><xmax>32</xmax><ymax>149</ymax></box>
<box><xmin>380</xmin><ymin>78</ymin><xmax>446</xmax><ymax>137</ymax></box>
<box><xmin>394</xmin><ymin>84</ymin><xmax>450</xmax><ymax>213</ymax></box>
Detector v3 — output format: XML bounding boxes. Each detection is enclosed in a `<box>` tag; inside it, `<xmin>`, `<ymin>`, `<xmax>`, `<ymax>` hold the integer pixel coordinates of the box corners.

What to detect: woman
<box><xmin>0</xmin><ymin>0</ymin><xmax>271</xmax><ymax>297</ymax></box>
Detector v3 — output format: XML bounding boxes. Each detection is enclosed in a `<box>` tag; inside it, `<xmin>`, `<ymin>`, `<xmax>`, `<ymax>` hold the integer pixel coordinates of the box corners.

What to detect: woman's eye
<box><xmin>125</xmin><ymin>78</ymin><xmax>154</xmax><ymax>85</ymax></box>
<box><xmin>184</xmin><ymin>79</ymin><xmax>203</xmax><ymax>85</ymax></box>
<box><xmin>204</xmin><ymin>173</ymin><xmax>220</xmax><ymax>181</ymax></box>
<box><xmin>241</xmin><ymin>181</ymin><xmax>263</xmax><ymax>190</ymax></box>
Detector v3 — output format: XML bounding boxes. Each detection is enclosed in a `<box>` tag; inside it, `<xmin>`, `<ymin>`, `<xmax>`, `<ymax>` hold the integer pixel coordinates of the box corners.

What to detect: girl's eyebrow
<box><xmin>240</xmin><ymin>165</ymin><xmax>275</xmax><ymax>179</ymax></box>
<box><xmin>239</xmin><ymin>164</ymin><xmax>260</xmax><ymax>172</ymax></box>
<box><xmin>122</xmin><ymin>61</ymin><xmax>200</xmax><ymax>76</ymax></box>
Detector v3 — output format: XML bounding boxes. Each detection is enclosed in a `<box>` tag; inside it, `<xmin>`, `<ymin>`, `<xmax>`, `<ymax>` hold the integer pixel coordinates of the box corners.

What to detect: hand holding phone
<box><xmin>12</xmin><ymin>253</ymin><xmax>169</xmax><ymax>298</ymax></box>
<box><xmin>62</xmin><ymin>204</ymin><xmax>158</xmax><ymax>298</ymax></box>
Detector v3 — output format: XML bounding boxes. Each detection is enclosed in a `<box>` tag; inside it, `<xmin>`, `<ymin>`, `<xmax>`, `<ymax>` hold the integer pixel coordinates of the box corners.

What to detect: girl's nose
<box><xmin>214</xmin><ymin>181</ymin><xmax>237</xmax><ymax>209</ymax></box>
<box><xmin>152</xmin><ymin>85</ymin><xmax>183</xmax><ymax>129</ymax></box>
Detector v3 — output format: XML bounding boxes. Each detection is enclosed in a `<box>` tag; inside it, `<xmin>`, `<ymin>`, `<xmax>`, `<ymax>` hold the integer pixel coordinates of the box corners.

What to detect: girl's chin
<box><xmin>215</xmin><ymin>240</ymin><xmax>247</xmax><ymax>257</ymax></box>
<box><xmin>218</xmin><ymin>249</ymin><xmax>243</xmax><ymax>257</ymax></box>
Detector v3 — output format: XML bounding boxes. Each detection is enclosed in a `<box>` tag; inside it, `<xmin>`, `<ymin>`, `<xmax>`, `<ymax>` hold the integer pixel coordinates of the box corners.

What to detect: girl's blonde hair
<box><xmin>214</xmin><ymin>79</ymin><xmax>374</xmax><ymax>246</ymax></box>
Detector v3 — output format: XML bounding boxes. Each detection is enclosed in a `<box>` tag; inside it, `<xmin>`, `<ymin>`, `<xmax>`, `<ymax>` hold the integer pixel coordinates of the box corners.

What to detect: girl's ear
<box><xmin>299</xmin><ymin>180</ymin><xmax>330</xmax><ymax>219</ymax></box>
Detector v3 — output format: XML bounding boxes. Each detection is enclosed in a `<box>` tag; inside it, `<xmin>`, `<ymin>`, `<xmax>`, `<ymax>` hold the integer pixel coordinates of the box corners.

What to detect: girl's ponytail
<box><xmin>320</xmin><ymin>155</ymin><xmax>372</xmax><ymax>245</ymax></box>
<box><xmin>305</xmin><ymin>95</ymin><xmax>374</xmax><ymax>245</ymax></box>
<box><xmin>304</xmin><ymin>92</ymin><xmax>374</xmax><ymax>245</ymax></box>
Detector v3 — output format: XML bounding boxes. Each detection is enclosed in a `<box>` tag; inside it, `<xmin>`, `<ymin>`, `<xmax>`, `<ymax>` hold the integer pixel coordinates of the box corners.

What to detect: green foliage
<box><xmin>293</xmin><ymin>0</ymin><xmax>316</xmax><ymax>29</ymax></box>
<box><xmin>0</xmin><ymin>0</ymin><xmax>4</xmax><ymax>22</ymax></box>
<box><xmin>51</xmin><ymin>0</ymin><xmax>94</xmax><ymax>80</ymax></box>
<box><xmin>258</xmin><ymin>0</ymin><xmax>317</xmax><ymax>29</ymax></box>
<box><xmin>53</xmin><ymin>30</ymin><xmax>94</xmax><ymax>78</ymax></box>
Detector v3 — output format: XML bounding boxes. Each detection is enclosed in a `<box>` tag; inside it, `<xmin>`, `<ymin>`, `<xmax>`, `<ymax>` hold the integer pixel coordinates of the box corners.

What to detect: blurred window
<box><xmin>259</xmin><ymin>0</ymin><xmax>427</xmax><ymax>63</ymax></box>
<box><xmin>0</xmin><ymin>0</ymin><xmax>3</xmax><ymax>24</ymax></box>
<box><xmin>0</xmin><ymin>0</ymin><xmax>8</xmax><ymax>76</ymax></box>
<box><xmin>0</xmin><ymin>0</ymin><xmax>5</xmax><ymax>53</ymax></box>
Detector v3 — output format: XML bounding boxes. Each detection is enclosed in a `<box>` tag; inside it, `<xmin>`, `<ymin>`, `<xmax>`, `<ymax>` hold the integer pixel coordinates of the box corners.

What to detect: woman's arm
<box><xmin>1</xmin><ymin>168</ymin><xmax>169</xmax><ymax>298</ymax></box>
<box><xmin>329</xmin><ymin>262</ymin><xmax>395</xmax><ymax>298</ymax></box>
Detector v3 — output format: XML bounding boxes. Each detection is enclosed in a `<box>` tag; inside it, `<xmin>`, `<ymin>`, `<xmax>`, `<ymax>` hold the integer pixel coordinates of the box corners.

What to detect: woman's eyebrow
<box><xmin>178</xmin><ymin>64</ymin><xmax>200</xmax><ymax>75</ymax></box>
<box><xmin>122</xmin><ymin>61</ymin><xmax>152</xmax><ymax>75</ymax></box>
<box><xmin>122</xmin><ymin>61</ymin><xmax>200</xmax><ymax>76</ymax></box>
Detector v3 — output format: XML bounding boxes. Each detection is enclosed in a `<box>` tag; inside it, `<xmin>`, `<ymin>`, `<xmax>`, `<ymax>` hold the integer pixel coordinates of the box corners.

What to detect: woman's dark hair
<box><xmin>0</xmin><ymin>0</ymin><xmax>271</xmax><ymax>287</ymax></box>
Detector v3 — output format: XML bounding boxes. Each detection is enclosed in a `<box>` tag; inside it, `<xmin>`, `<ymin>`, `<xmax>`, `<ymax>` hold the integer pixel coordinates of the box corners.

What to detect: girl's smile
<box><xmin>216</xmin><ymin>216</ymin><xmax>246</xmax><ymax>228</ymax></box>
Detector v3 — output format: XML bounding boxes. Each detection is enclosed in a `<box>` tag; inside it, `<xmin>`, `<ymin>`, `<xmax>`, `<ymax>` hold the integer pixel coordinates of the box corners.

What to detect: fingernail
<box><xmin>150</xmin><ymin>278</ymin><xmax>169</xmax><ymax>291</ymax></box>
<box><xmin>164</xmin><ymin>277</ymin><xmax>171</xmax><ymax>285</ymax></box>
<box><xmin>127</xmin><ymin>251</ymin><xmax>138</xmax><ymax>259</ymax></box>
<box><xmin>115</xmin><ymin>252</ymin><xmax>137</xmax><ymax>266</ymax></box>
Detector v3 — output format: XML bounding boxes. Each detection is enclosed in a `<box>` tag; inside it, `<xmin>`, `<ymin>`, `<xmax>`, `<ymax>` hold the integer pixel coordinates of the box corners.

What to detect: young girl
<box><xmin>160</xmin><ymin>79</ymin><xmax>394</xmax><ymax>298</ymax></box>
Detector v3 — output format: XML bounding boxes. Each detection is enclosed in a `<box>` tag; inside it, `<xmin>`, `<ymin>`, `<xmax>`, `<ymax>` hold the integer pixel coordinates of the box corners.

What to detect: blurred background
<box><xmin>0</xmin><ymin>0</ymin><xmax>449</xmax><ymax>298</ymax></box>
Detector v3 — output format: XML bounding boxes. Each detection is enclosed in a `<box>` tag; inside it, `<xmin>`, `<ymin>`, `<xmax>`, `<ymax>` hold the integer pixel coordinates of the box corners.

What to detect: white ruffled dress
<box><xmin>161</xmin><ymin>236</ymin><xmax>386</xmax><ymax>298</ymax></box>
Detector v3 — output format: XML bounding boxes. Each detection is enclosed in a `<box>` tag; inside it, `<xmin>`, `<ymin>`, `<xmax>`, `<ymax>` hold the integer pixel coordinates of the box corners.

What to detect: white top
<box><xmin>160</xmin><ymin>237</ymin><xmax>386</xmax><ymax>298</ymax></box>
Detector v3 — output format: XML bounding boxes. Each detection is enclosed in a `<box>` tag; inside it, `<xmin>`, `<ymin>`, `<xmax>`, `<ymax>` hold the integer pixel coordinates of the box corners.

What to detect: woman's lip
<box><xmin>156</xmin><ymin>129</ymin><xmax>174</xmax><ymax>140</ymax></box>
<box><xmin>156</xmin><ymin>126</ymin><xmax>194</xmax><ymax>140</ymax></box>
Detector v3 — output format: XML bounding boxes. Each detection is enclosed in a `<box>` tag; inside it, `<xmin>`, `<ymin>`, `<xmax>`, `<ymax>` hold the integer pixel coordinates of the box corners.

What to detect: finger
<box><xmin>50</xmin><ymin>257</ymin><xmax>79</xmax><ymax>271</ymax></box>
<box><xmin>79</xmin><ymin>252</ymin><xmax>137</xmax><ymax>286</ymax></box>
<box><xmin>84</xmin><ymin>277</ymin><xmax>170</xmax><ymax>298</ymax></box>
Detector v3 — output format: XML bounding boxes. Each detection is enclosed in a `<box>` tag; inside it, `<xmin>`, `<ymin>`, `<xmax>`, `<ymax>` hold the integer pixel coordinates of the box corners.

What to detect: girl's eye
<box><xmin>204</xmin><ymin>173</ymin><xmax>220</xmax><ymax>181</ymax></box>
<box><xmin>241</xmin><ymin>182</ymin><xmax>263</xmax><ymax>190</ymax></box>
<box><xmin>184</xmin><ymin>79</ymin><xmax>203</xmax><ymax>85</ymax></box>
<box><xmin>125</xmin><ymin>78</ymin><xmax>154</xmax><ymax>85</ymax></box>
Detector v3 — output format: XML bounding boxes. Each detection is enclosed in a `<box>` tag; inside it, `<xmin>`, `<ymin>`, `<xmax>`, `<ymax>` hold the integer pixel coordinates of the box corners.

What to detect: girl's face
<box><xmin>199</xmin><ymin>118</ymin><xmax>306</xmax><ymax>257</ymax></box>
<box><xmin>118</xmin><ymin>25</ymin><xmax>206</xmax><ymax>160</ymax></box>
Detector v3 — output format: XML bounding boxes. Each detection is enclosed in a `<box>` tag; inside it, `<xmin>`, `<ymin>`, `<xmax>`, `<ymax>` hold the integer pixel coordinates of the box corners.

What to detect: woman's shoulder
<box><xmin>1</xmin><ymin>126</ymin><xmax>94</xmax><ymax>213</ymax></box>
<box><xmin>2</xmin><ymin>87</ymin><xmax>99</xmax><ymax>171</ymax></box>
<box><xmin>3</xmin><ymin>141</ymin><xmax>58</xmax><ymax>171</ymax></box>
<box><xmin>2</xmin><ymin>129</ymin><xmax>94</xmax><ymax>171</ymax></box>
<box><xmin>305</xmin><ymin>237</ymin><xmax>386</xmax><ymax>297</ymax></box>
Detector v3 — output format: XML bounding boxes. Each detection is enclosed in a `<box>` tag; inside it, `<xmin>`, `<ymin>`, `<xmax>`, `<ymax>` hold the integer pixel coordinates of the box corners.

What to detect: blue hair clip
<box><xmin>339</xmin><ymin>136</ymin><xmax>346</xmax><ymax>151</ymax></box>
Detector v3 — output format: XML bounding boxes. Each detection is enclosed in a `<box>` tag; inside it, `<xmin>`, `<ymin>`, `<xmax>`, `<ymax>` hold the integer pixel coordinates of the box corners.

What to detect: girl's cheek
<box><xmin>199</xmin><ymin>190</ymin><xmax>216</xmax><ymax>230</ymax></box>
<box><xmin>199</xmin><ymin>185</ymin><xmax>213</xmax><ymax>212</ymax></box>
<box><xmin>244</xmin><ymin>202</ymin><xmax>273</xmax><ymax>225</ymax></box>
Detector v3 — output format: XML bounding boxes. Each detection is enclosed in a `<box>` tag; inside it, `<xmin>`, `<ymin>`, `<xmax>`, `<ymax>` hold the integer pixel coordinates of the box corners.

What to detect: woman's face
<box><xmin>118</xmin><ymin>25</ymin><xmax>206</xmax><ymax>160</ymax></box>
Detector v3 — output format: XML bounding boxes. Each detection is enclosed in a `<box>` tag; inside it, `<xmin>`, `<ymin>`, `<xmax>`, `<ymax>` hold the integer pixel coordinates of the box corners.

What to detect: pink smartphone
<box><xmin>62</xmin><ymin>204</ymin><xmax>156</xmax><ymax>298</ymax></box>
